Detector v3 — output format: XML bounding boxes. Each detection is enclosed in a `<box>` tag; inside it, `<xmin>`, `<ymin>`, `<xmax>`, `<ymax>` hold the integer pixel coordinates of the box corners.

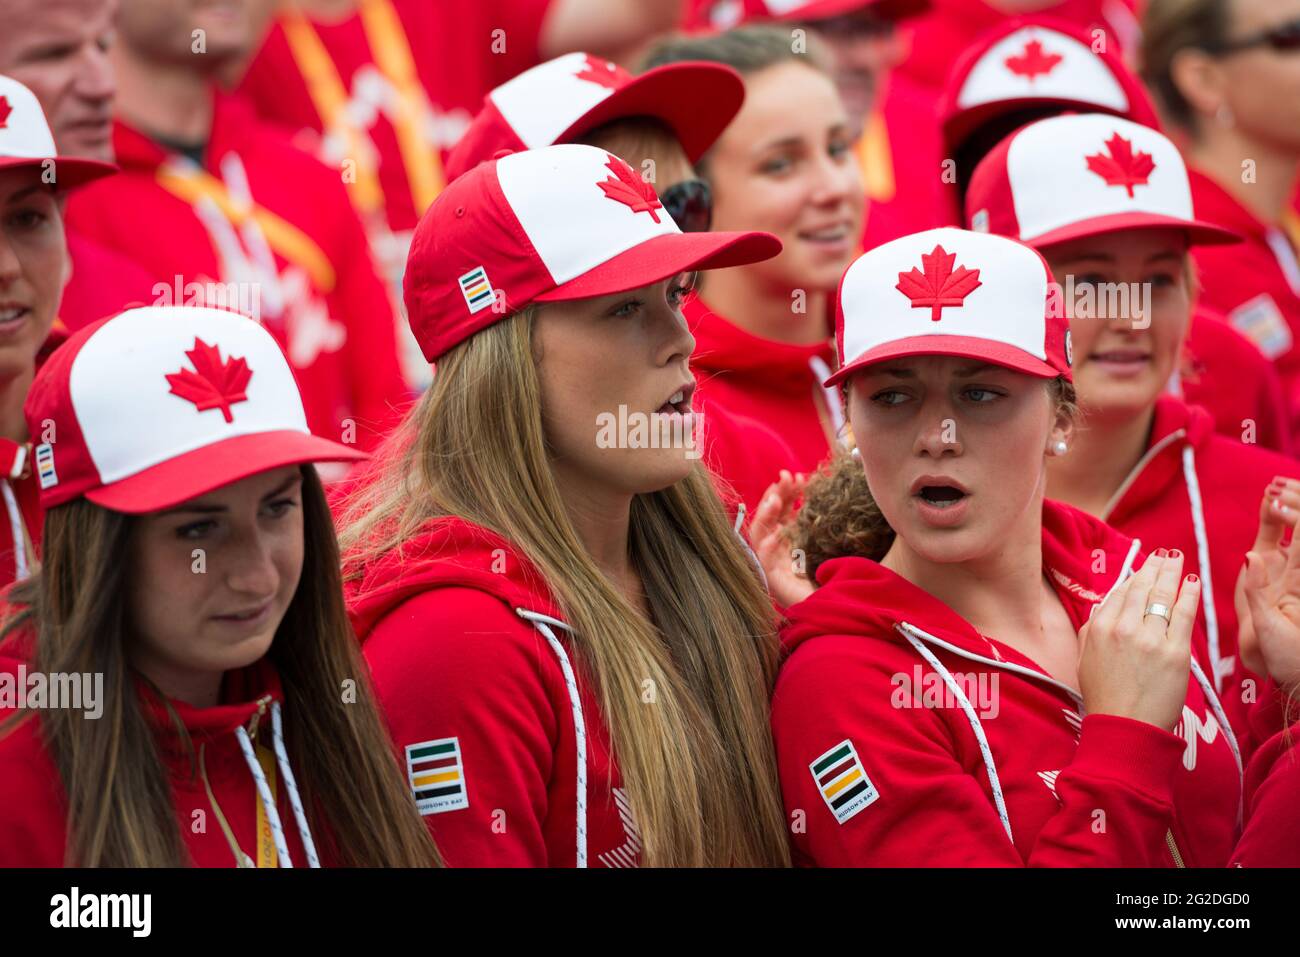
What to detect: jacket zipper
<box><xmin>1166</xmin><ymin>828</ymin><xmax>1185</xmax><ymax>867</ymax></box>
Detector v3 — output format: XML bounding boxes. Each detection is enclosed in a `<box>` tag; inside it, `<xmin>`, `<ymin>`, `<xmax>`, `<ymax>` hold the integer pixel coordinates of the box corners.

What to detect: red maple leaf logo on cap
<box><xmin>166</xmin><ymin>337</ymin><xmax>253</xmax><ymax>423</ymax></box>
<box><xmin>598</xmin><ymin>155</ymin><xmax>663</xmax><ymax>223</ymax></box>
<box><xmin>575</xmin><ymin>55</ymin><xmax>629</xmax><ymax>89</ymax></box>
<box><xmin>1085</xmin><ymin>133</ymin><xmax>1156</xmax><ymax>198</ymax></box>
<box><xmin>0</xmin><ymin>97</ymin><xmax>11</xmax><ymax>130</ymax></box>
<box><xmin>896</xmin><ymin>245</ymin><xmax>983</xmax><ymax>321</ymax></box>
<box><xmin>1004</xmin><ymin>39</ymin><xmax>1063</xmax><ymax>81</ymax></box>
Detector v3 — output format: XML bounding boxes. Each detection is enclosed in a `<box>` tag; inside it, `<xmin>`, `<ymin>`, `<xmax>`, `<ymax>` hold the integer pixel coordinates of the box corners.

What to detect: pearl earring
<box><xmin>1051</xmin><ymin>441</ymin><xmax>1068</xmax><ymax>456</ymax></box>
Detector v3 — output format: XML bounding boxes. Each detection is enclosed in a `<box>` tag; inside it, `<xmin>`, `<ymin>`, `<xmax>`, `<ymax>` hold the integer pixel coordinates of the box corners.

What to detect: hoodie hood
<box><xmin>346</xmin><ymin>515</ymin><xmax>565</xmax><ymax>643</ymax></box>
<box><xmin>783</xmin><ymin>498</ymin><xmax>1140</xmax><ymax>668</ymax></box>
<box><xmin>684</xmin><ymin>295</ymin><xmax>835</xmax><ymax>389</ymax></box>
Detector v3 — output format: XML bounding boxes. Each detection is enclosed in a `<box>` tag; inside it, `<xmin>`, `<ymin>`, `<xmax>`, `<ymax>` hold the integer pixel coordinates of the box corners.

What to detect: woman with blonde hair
<box><xmin>339</xmin><ymin>144</ymin><xmax>791</xmax><ymax>867</ymax></box>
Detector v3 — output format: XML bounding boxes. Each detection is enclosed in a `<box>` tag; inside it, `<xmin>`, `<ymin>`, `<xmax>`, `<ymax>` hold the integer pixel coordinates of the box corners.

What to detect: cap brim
<box><xmin>825</xmin><ymin>335</ymin><xmax>1059</xmax><ymax>387</ymax></box>
<box><xmin>942</xmin><ymin>98</ymin><xmax>1123</xmax><ymax>154</ymax></box>
<box><xmin>1027</xmin><ymin>210</ymin><xmax>1242</xmax><ymax>249</ymax></box>
<box><xmin>0</xmin><ymin>155</ymin><xmax>119</xmax><ymax>190</ymax></box>
<box><xmin>85</xmin><ymin>431</ymin><xmax>367</xmax><ymax>514</ymax></box>
<box><xmin>767</xmin><ymin>0</ymin><xmax>930</xmax><ymax>22</ymax></box>
<box><xmin>556</xmin><ymin>62</ymin><xmax>744</xmax><ymax>163</ymax></box>
<box><xmin>534</xmin><ymin>230</ymin><xmax>781</xmax><ymax>302</ymax></box>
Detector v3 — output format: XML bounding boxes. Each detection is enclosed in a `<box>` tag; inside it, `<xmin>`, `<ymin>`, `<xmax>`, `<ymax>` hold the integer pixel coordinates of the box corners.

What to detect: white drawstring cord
<box><xmin>516</xmin><ymin>609</ymin><xmax>588</xmax><ymax>868</ymax></box>
<box><xmin>1</xmin><ymin>479</ymin><xmax>27</xmax><ymax>581</ymax></box>
<box><xmin>1180</xmin><ymin>446</ymin><xmax>1224</xmax><ymax>693</ymax></box>
<box><xmin>898</xmin><ymin>623</ymin><xmax>1014</xmax><ymax>845</ymax></box>
<box><xmin>733</xmin><ymin>503</ymin><xmax>769</xmax><ymax>591</ymax></box>
<box><xmin>1188</xmin><ymin>657</ymin><xmax>1244</xmax><ymax>828</ymax></box>
<box><xmin>271</xmin><ymin>702</ymin><xmax>321</xmax><ymax>867</ymax></box>
<box><xmin>235</xmin><ymin>723</ymin><xmax>294</xmax><ymax>868</ymax></box>
<box><xmin>808</xmin><ymin>355</ymin><xmax>846</xmax><ymax>445</ymax></box>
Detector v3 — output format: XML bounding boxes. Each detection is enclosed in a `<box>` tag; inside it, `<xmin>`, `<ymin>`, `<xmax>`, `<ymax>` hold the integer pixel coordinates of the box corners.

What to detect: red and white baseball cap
<box><xmin>938</xmin><ymin>17</ymin><xmax>1161</xmax><ymax>155</ymax></box>
<box><xmin>404</xmin><ymin>143</ymin><xmax>780</xmax><ymax>362</ymax></box>
<box><xmin>966</xmin><ymin>113</ymin><xmax>1240</xmax><ymax>249</ymax></box>
<box><xmin>445</xmin><ymin>53</ymin><xmax>745</xmax><ymax>182</ymax></box>
<box><xmin>0</xmin><ymin>75</ymin><xmax>116</xmax><ymax>189</ymax></box>
<box><xmin>827</xmin><ymin>227</ymin><xmax>1070</xmax><ymax>387</ymax></box>
<box><xmin>25</xmin><ymin>306</ymin><xmax>365</xmax><ymax>514</ymax></box>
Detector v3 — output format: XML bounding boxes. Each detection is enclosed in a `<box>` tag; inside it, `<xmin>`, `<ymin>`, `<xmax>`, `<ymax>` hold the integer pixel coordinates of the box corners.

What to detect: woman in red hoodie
<box><xmin>965</xmin><ymin>112</ymin><xmax>1300</xmax><ymax>728</ymax></box>
<box><xmin>774</xmin><ymin>227</ymin><xmax>1243</xmax><ymax>867</ymax></box>
<box><xmin>338</xmin><ymin>144</ymin><xmax>791</xmax><ymax>867</ymax></box>
<box><xmin>0</xmin><ymin>76</ymin><xmax>117</xmax><ymax>589</ymax></box>
<box><xmin>0</xmin><ymin>305</ymin><xmax>439</xmax><ymax>867</ymax></box>
<box><xmin>642</xmin><ymin>26</ymin><xmax>865</xmax><ymax>479</ymax></box>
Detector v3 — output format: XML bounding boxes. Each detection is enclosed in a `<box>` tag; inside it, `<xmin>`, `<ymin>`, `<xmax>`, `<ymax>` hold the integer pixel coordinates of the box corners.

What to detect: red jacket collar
<box><xmin>1104</xmin><ymin>394</ymin><xmax>1213</xmax><ymax>526</ymax></box>
<box><xmin>684</xmin><ymin>295</ymin><xmax>835</xmax><ymax>387</ymax></box>
<box><xmin>1188</xmin><ymin>168</ymin><xmax>1269</xmax><ymax>240</ymax></box>
<box><xmin>111</xmin><ymin>88</ymin><xmax>255</xmax><ymax>173</ymax></box>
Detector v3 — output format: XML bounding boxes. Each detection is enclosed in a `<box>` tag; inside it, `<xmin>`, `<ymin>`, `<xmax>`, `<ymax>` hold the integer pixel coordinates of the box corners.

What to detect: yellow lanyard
<box><xmin>855</xmin><ymin>108</ymin><xmax>895</xmax><ymax>204</ymax></box>
<box><xmin>155</xmin><ymin>162</ymin><xmax>337</xmax><ymax>292</ymax></box>
<box><xmin>254</xmin><ymin>743</ymin><xmax>279</xmax><ymax>869</ymax></box>
<box><xmin>282</xmin><ymin>0</ymin><xmax>445</xmax><ymax>219</ymax></box>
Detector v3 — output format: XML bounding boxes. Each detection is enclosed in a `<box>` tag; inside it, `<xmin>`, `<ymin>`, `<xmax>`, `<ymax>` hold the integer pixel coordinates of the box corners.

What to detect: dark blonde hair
<box><xmin>339</xmin><ymin>309</ymin><xmax>791</xmax><ymax>867</ymax></box>
<box><xmin>1</xmin><ymin>467</ymin><xmax>441</xmax><ymax>867</ymax></box>
<box><xmin>795</xmin><ymin>377</ymin><xmax>1078</xmax><ymax>580</ymax></box>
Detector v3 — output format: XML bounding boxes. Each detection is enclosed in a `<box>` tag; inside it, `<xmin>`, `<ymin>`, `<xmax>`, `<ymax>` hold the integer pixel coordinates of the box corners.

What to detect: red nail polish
<box><xmin>1155</xmin><ymin>548</ymin><xmax>1168</xmax><ymax>557</ymax></box>
<box><xmin>1187</xmin><ymin>574</ymin><xmax>1199</xmax><ymax>584</ymax></box>
<box><xmin>1268</xmin><ymin>486</ymin><xmax>1282</xmax><ymax>497</ymax></box>
<box><xmin>1170</xmin><ymin>549</ymin><xmax>1182</xmax><ymax>559</ymax></box>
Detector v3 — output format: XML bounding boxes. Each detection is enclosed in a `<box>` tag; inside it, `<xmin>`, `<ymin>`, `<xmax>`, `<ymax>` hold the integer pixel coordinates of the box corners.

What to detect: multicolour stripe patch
<box><xmin>407</xmin><ymin>737</ymin><xmax>469</xmax><ymax>816</ymax></box>
<box><xmin>34</xmin><ymin>443</ymin><xmax>56</xmax><ymax>489</ymax></box>
<box><xmin>458</xmin><ymin>266</ymin><xmax>496</xmax><ymax>314</ymax></box>
<box><xmin>810</xmin><ymin>739</ymin><xmax>878</xmax><ymax>824</ymax></box>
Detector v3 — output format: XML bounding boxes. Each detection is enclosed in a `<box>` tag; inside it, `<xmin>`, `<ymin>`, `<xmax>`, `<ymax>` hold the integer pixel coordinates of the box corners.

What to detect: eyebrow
<box><xmin>5</xmin><ymin>184</ymin><xmax>53</xmax><ymax>203</ymax></box>
<box><xmin>754</xmin><ymin>123</ymin><xmax>851</xmax><ymax>155</ymax></box>
<box><xmin>1058</xmin><ymin>250</ymin><xmax>1184</xmax><ymax>267</ymax></box>
<box><xmin>159</xmin><ymin>472</ymin><xmax>303</xmax><ymax>516</ymax></box>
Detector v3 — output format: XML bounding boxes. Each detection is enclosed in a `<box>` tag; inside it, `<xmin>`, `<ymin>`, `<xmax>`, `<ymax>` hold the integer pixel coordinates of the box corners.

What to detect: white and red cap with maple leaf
<box><xmin>404</xmin><ymin>143</ymin><xmax>780</xmax><ymax>362</ymax></box>
<box><xmin>826</xmin><ymin>227</ymin><xmax>1070</xmax><ymax>387</ymax></box>
<box><xmin>25</xmin><ymin>306</ymin><xmax>365</xmax><ymax>513</ymax></box>
<box><xmin>966</xmin><ymin>113</ymin><xmax>1240</xmax><ymax>249</ymax></box>
<box><xmin>0</xmin><ymin>74</ymin><xmax>116</xmax><ymax>188</ymax></box>
<box><xmin>444</xmin><ymin>52</ymin><xmax>745</xmax><ymax>182</ymax></box>
<box><xmin>938</xmin><ymin>17</ymin><xmax>1161</xmax><ymax>154</ymax></box>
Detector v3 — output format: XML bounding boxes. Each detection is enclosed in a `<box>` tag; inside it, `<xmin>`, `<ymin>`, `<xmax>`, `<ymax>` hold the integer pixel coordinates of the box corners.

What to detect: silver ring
<box><xmin>1144</xmin><ymin>602</ymin><xmax>1172</xmax><ymax>624</ymax></box>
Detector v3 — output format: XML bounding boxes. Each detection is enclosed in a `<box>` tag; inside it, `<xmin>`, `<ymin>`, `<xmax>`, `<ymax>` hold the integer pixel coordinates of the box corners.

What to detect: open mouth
<box><xmin>655</xmin><ymin>382</ymin><xmax>696</xmax><ymax>416</ymax></box>
<box><xmin>0</xmin><ymin>305</ymin><xmax>30</xmax><ymax>326</ymax></box>
<box><xmin>798</xmin><ymin>224</ymin><xmax>852</xmax><ymax>245</ymax></box>
<box><xmin>916</xmin><ymin>484</ymin><xmax>968</xmax><ymax>508</ymax></box>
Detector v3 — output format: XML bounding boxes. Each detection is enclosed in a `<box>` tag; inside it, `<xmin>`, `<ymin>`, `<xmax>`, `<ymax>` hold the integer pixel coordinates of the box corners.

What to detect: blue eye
<box><xmin>871</xmin><ymin>390</ymin><xmax>907</xmax><ymax>406</ymax></box>
<box><xmin>963</xmin><ymin>388</ymin><xmax>1001</xmax><ymax>403</ymax></box>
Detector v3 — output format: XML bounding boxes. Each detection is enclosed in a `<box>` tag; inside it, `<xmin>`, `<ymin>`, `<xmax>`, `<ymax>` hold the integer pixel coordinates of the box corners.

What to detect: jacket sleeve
<box><xmin>1231</xmin><ymin>717</ymin><xmax>1300</xmax><ymax>866</ymax></box>
<box><xmin>772</xmin><ymin>637</ymin><xmax>1187</xmax><ymax>867</ymax></box>
<box><xmin>362</xmin><ymin>587</ymin><xmax>559</xmax><ymax>866</ymax></box>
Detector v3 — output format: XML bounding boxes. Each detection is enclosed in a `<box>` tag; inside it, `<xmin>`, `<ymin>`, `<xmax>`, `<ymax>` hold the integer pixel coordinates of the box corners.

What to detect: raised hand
<box><xmin>748</xmin><ymin>470</ymin><xmax>815</xmax><ymax>608</ymax></box>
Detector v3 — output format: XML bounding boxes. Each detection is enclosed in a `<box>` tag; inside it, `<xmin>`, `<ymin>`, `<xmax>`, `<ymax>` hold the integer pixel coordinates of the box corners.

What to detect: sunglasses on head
<box><xmin>661</xmin><ymin>178</ymin><xmax>713</xmax><ymax>234</ymax></box>
<box><xmin>1206</xmin><ymin>17</ymin><xmax>1300</xmax><ymax>54</ymax></box>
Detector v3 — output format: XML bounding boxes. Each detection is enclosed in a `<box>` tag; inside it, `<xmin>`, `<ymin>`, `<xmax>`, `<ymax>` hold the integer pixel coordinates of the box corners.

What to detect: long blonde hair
<box><xmin>339</xmin><ymin>309</ymin><xmax>791</xmax><ymax>867</ymax></box>
<box><xmin>1</xmin><ymin>467</ymin><xmax>441</xmax><ymax>867</ymax></box>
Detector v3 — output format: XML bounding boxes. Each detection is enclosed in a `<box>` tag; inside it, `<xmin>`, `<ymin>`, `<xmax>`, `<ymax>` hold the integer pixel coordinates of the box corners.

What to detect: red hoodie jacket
<box><xmin>773</xmin><ymin>499</ymin><xmax>1242</xmax><ymax>867</ymax></box>
<box><xmin>0</xmin><ymin>634</ymin><xmax>329</xmax><ymax>867</ymax></box>
<box><xmin>1230</xmin><ymin>680</ymin><xmax>1300</xmax><ymax>867</ymax></box>
<box><xmin>1100</xmin><ymin>395</ymin><xmax>1300</xmax><ymax>729</ymax></box>
<box><xmin>63</xmin><ymin>91</ymin><xmax>410</xmax><ymax>453</ymax></box>
<box><xmin>685</xmin><ymin>295</ymin><xmax>841</xmax><ymax>481</ymax></box>
<box><xmin>1189</xmin><ymin>170</ymin><xmax>1300</xmax><ymax>442</ymax></box>
<box><xmin>1181</xmin><ymin>306</ymin><xmax>1291</xmax><ymax>456</ymax></box>
<box><xmin>347</xmin><ymin>517</ymin><xmax>641</xmax><ymax>867</ymax></box>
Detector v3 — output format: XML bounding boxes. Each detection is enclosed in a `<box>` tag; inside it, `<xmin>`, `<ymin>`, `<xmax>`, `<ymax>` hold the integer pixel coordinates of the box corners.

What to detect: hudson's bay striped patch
<box><xmin>458</xmin><ymin>266</ymin><xmax>496</xmax><ymax>314</ymax></box>
<box><xmin>407</xmin><ymin>737</ymin><xmax>469</xmax><ymax>815</ymax></box>
<box><xmin>810</xmin><ymin>739</ymin><xmax>878</xmax><ymax>824</ymax></box>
